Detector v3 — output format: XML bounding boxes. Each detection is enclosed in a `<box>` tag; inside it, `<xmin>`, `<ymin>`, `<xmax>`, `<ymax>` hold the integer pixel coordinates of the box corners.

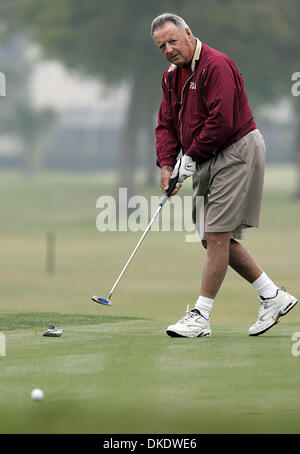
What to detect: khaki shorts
<box><xmin>192</xmin><ymin>129</ymin><xmax>266</xmax><ymax>240</ymax></box>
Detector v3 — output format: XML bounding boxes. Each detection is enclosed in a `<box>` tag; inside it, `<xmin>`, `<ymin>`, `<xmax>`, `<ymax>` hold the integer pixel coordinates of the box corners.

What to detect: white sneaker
<box><xmin>249</xmin><ymin>288</ymin><xmax>298</xmax><ymax>336</ymax></box>
<box><xmin>166</xmin><ymin>305</ymin><xmax>212</xmax><ymax>338</ymax></box>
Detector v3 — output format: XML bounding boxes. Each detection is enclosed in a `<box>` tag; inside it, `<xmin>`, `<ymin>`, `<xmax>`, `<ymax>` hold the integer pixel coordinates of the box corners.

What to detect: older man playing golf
<box><xmin>151</xmin><ymin>12</ymin><xmax>297</xmax><ymax>337</ymax></box>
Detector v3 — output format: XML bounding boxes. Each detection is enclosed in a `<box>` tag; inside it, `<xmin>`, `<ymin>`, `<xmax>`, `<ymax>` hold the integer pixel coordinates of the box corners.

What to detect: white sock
<box><xmin>251</xmin><ymin>272</ymin><xmax>279</xmax><ymax>299</ymax></box>
<box><xmin>194</xmin><ymin>296</ymin><xmax>214</xmax><ymax>319</ymax></box>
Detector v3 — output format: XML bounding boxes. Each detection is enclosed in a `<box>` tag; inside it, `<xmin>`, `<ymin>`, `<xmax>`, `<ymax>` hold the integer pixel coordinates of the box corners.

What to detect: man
<box><xmin>151</xmin><ymin>13</ymin><xmax>297</xmax><ymax>338</ymax></box>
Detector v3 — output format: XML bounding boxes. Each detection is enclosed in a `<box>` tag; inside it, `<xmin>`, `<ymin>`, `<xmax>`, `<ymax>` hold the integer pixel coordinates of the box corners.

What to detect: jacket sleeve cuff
<box><xmin>186</xmin><ymin>144</ymin><xmax>216</xmax><ymax>165</ymax></box>
<box><xmin>156</xmin><ymin>157</ymin><xmax>177</xmax><ymax>169</ymax></box>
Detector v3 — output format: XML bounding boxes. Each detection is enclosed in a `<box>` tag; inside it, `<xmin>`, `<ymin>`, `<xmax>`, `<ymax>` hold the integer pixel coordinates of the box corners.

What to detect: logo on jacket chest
<box><xmin>189</xmin><ymin>81</ymin><xmax>197</xmax><ymax>90</ymax></box>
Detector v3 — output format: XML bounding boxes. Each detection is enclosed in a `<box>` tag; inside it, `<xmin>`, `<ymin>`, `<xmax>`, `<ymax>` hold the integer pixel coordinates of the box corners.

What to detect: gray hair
<box><xmin>151</xmin><ymin>13</ymin><xmax>190</xmax><ymax>36</ymax></box>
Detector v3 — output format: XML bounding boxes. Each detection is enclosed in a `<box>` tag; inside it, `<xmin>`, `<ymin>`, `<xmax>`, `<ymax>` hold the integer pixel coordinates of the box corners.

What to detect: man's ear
<box><xmin>185</xmin><ymin>27</ymin><xmax>192</xmax><ymax>36</ymax></box>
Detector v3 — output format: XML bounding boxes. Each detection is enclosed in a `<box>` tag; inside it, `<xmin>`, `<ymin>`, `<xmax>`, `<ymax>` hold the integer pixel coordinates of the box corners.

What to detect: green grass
<box><xmin>0</xmin><ymin>166</ymin><xmax>300</xmax><ymax>434</ymax></box>
<box><xmin>1</xmin><ymin>310</ymin><xmax>300</xmax><ymax>434</ymax></box>
<box><xmin>0</xmin><ymin>309</ymin><xmax>143</xmax><ymax>330</ymax></box>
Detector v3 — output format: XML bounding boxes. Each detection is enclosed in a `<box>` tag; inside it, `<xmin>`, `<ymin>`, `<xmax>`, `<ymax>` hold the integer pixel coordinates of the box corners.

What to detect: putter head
<box><xmin>91</xmin><ymin>295</ymin><xmax>112</xmax><ymax>306</ymax></box>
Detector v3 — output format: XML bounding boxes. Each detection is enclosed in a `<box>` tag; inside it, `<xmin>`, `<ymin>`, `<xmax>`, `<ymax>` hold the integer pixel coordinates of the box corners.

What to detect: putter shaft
<box><xmin>108</xmin><ymin>195</ymin><xmax>168</xmax><ymax>299</ymax></box>
<box><xmin>94</xmin><ymin>174</ymin><xmax>179</xmax><ymax>305</ymax></box>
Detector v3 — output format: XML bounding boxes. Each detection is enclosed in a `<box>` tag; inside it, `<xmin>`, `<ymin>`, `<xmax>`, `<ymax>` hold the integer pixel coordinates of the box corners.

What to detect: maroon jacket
<box><xmin>156</xmin><ymin>40</ymin><xmax>256</xmax><ymax>168</ymax></box>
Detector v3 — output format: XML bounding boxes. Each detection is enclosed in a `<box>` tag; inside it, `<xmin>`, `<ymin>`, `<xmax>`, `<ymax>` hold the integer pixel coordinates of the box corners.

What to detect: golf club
<box><xmin>91</xmin><ymin>174</ymin><xmax>179</xmax><ymax>306</ymax></box>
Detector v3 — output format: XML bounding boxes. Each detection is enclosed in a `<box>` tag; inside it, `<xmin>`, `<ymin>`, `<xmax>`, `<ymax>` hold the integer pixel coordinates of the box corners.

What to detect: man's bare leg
<box><xmin>198</xmin><ymin>234</ymin><xmax>264</xmax><ymax>319</ymax></box>
<box><xmin>201</xmin><ymin>237</ymin><xmax>263</xmax><ymax>291</ymax></box>
<box><xmin>166</xmin><ymin>231</ymin><xmax>297</xmax><ymax>337</ymax></box>
<box><xmin>201</xmin><ymin>237</ymin><xmax>278</xmax><ymax>301</ymax></box>
<box><xmin>228</xmin><ymin>239</ymin><xmax>263</xmax><ymax>283</ymax></box>
<box><xmin>228</xmin><ymin>239</ymin><xmax>281</xmax><ymax>300</ymax></box>
<box><xmin>200</xmin><ymin>232</ymin><xmax>231</xmax><ymax>299</ymax></box>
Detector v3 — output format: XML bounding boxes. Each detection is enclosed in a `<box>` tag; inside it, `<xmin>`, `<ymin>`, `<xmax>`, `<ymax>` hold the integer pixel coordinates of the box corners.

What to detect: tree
<box><xmin>0</xmin><ymin>23</ymin><xmax>56</xmax><ymax>178</ymax></box>
<box><xmin>9</xmin><ymin>102</ymin><xmax>56</xmax><ymax>179</ymax></box>
<box><xmin>2</xmin><ymin>0</ymin><xmax>300</xmax><ymax>194</ymax></box>
<box><xmin>3</xmin><ymin>0</ymin><xmax>171</xmax><ymax>197</ymax></box>
<box><xmin>0</xmin><ymin>27</ymin><xmax>31</xmax><ymax>131</ymax></box>
<box><xmin>182</xmin><ymin>0</ymin><xmax>300</xmax><ymax>106</ymax></box>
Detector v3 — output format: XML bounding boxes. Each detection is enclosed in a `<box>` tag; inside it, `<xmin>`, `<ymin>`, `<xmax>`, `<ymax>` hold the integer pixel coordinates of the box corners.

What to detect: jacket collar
<box><xmin>167</xmin><ymin>38</ymin><xmax>202</xmax><ymax>73</ymax></box>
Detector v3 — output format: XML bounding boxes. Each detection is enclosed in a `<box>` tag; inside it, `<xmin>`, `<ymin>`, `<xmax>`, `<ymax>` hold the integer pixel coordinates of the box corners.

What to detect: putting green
<box><xmin>0</xmin><ymin>310</ymin><xmax>299</xmax><ymax>434</ymax></box>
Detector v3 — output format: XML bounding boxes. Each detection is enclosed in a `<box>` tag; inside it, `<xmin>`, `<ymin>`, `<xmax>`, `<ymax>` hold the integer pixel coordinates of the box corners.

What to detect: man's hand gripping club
<box><xmin>160</xmin><ymin>155</ymin><xmax>196</xmax><ymax>196</ymax></box>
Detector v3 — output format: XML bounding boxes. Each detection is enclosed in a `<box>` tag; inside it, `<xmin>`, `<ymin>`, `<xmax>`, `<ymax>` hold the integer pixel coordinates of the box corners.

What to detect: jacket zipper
<box><xmin>200</xmin><ymin>69</ymin><xmax>210</xmax><ymax>113</ymax></box>
<box><xmin>178</xmin><ymin>68</ymin><xmax>209</xmax><ymax>153</ymax></box>
<box><xmin>178</xmin><ymin>71</ymin><xmax>194</xmax><ymax>153</ymax></box>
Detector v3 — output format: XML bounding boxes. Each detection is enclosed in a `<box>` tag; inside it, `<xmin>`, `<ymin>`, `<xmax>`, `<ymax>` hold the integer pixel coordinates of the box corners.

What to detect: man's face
<box><xmin>153</xmin><ymin>22</ymin><xmax>196</xmax><ymax>67</ymax></box>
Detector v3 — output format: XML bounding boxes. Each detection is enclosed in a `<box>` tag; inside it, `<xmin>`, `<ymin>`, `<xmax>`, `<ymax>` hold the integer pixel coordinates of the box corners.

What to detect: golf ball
<box><xmin>31</xmin><ymin>388</ymin><xmax>44</xmax><ymax>401</ymax></box>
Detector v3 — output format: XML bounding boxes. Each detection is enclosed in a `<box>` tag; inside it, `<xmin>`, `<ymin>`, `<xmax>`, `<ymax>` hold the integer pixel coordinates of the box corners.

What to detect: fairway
<box><xmin>0</xmin><ymin>166</ymin><xmax>300</xmax><ymax>434</ymax></box>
